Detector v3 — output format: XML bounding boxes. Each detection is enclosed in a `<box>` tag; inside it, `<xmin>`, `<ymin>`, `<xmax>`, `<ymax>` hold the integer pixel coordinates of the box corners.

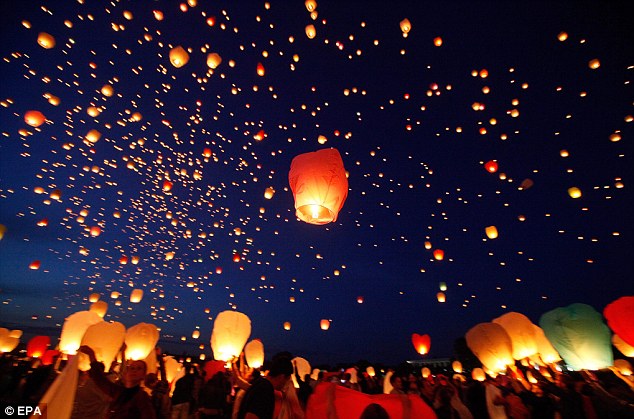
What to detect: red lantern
<box><xmin>484</xmin><ymin>161</ymin><xmax>498</xmax><ymax>173</ymax></box>
<box><xmin>411</xmin><ymin>333</ymin><xmax>431</xmax><ymax>355</ymax></box>
<box><xmin>27</xmin><ymin>336</ymin><xmax>50</xmax><ymax>358</ymax></box>
<box><xmin>289</xmin><ymin>148</ymin><xmax>348</xmax><ymax>225</ymax></box>
<box><xmin>163</xmin><ymin>180</ymin><xmax>173</xmax><ymax>192</ymax></box>
<box><xmin>29</xmin><ymin>260</ymin><xmax>41</xmax><ymax>270</ymax></box>
<box><xmin>24</xmin><ymin>110</ymin><xmax>46</xmax><ymax>127</ymax></box>
<box><xmin>433</xmin><ymin>249</ymin><xmax>444</xmax><ymax>261</ymax></box>
<box><xmin>232</xmin><ymin>253</ymin><xmax>241</xmax><ymax>263</ymax></box>
<box><xmin>256</xmin><ymin>63</ymin><xmax>265</xmax><ymax>76</ymax></box>
<box><xmin>41</xmin><ymin>349</ymin><xmax>60</xmax><ymax>366</ymax></box>
<box><xmin>203</xmin><ymin>148</ymin><xmax>212</xmax><ymax>158</ymax></box>
<box><xmin>604</xmin><ymin>296</ymin><xmax>634</xmax><ymax>347</ymax></box>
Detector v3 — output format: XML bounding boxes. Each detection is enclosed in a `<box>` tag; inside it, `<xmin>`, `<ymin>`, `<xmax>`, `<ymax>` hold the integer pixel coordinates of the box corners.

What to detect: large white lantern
<box><xmin>125</xmin><ymin>323</ymin><xmax>159</xmax><ymax>360</ymax></box>
<box><xmin>210</xmin><ymin>311</ymin><xmax>251</xmax><ymax>362</ymax></box>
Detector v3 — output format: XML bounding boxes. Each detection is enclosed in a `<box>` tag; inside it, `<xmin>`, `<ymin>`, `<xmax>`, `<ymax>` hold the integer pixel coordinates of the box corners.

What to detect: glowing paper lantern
<box><xmin>421</xmin><ymin>367</ymin><xmax>430</xmax><ymax>378</ymax></box>
<box><xmin>88</xmin><ymin>293</ymin><xmax>100</xmax><ymax>303</ymax></box>
<box><xmin>614</xmin><ymin>359</ymin><xmax>632</xmax><ymax>376</ymax></box>
<box><xmin>484</xmin><ymin>161</ymin><xmax>498</xmax><ymax>173</ymax></box>
<box><xmin>164</xmin><ymin>356</ymin><xmax>183</xmax><ymax>383</ymax></box>
<box><xmin>588</xmin><ymin>59</ymin><xmax>600</xmax><ymax>69</ymax></box>
<box><xmin>288</xmin><ymin>148</ymin><xmax>348</xmax><ymax>225</ymax></box>
<box><xmin>206</xmin><ymin>53</ymin><xmax>222</xmax><ymax>69</ymax></box>
<box><xmin>256</xmin><ymin>62</ymin><xmax>265</xmax><ymax>76</ymax></box>
<box><xmin>29</xmin><ymin>260</ymin><xmax>41</xmax><ymax>270</ymax></box>
<box><xmin>130</xmin><ymin>289</ymin><xmax>144</xmax><ymax>303</ymax></box>
<box><xmin>210</xmin><ymin>310</ymin><xmax>251</xmax><ymax>361</ymax></box>
<box><xmin>411</xmin><ymin>333</ymin><xmax>431</xmax><ymax>355</ymax></box>
<box><xmin>37</xmin><ymin>32</ymin><xmax>56</xmax><ymax>49</ymax></box>
<box><xmin>101</xmin><ymin>84</ymin><xmax>114</xmax><ymax>97</ymax></box>
<box><xmin>466</xmin><ymin>322</ymin><xmax>514</xmax><ymax>373</ymax></box>
<box><xmin>169</xmin><ymin>46</ymin><xmax>189</xmax><ymax>68</ymax></box>
<box><xmin>540</xmin><ymin>303</ymin><xmax>613</xmax><ymax>370</ymax></box>
<box><xmin>452</xmin><ymin>360</ymin><xmax>462</xmax><ymax>373</ymax></box>
<box><xmin>245</xmin><ymin>339</ymin><xmax>265</xmax><ymax>369</ymax></box>
<box><xmin>283</xmin><ymin>322</ymin><xmax>291</xmax><ymax>330</ymax></box>
<box><xmin>41</xmin><ymin>349</ymin><xmax>59</xmax><ymax>366</ymax></box>
<box><xmin>439</xmin><ymin>282</ymin><xmax>447</xmax><ymax>291</ymax></box>
<box><xmin>604</xmin><ymin>296</ymin><xmax>634</xmax><ymax>347</ymax></box>
<box><xmin>485</xmin><ymin>226</ymin><xmax>499</xmax><ymax>239</ymax></box>
<box><xmin>264</xmin><ymin>187</ymin><xmax>275</xmax><ymax>199</ymax></box>
<box><xmin>90</xmin><ymin>301</ymin><xmax>108</xmax><ymax>318</ymax></box>
<box><xmin>192</xmin><ymin>330</ymin><xmax>201</xmax><ymax>339</ymax></box>
<box><xmin>9</xmin><ymin>330</ymin><xmax>22</xmax><ymax>339</ymax></box>
<box><xmin>27</xmin><ymin>336</ymin><xmax>50</xmax><ymax>358</ymax></box>
<box><xmin>472</xmin><ymin>368</ymin><xmax>486</xmax><ymax>382</ymax></box>
<box><xmin>437</xmin><ymin>292</ymin><xmax>446</xmax><ymax>303</ymax></box>
<box><xmin>320</xmin><ymin>319</ymin><xmax>330</xmax><ymax>330</ymax></box>
<box><xmin>24</xmin><ymin>110</ymin><xmax>46</xmax><ymax>127</ymax></box>
<box><xmin>492</xmin><ymin>312</ymin><xmax>538</xmax><ymax>360</ymax></box>
<box><xmin>85</xmin><ymin>129</ymin><xmax>101</xmax><ymax>144</ymax></box>
<box><xmin>79</xmin><ymin>321</ymin><xmax>125</xmax><ymax>371</ymax></box>
<box><xmin>613</xmin><ymin>334</ymin><xmax>634</xmax><ymax>357</ymax></box>
<box><xmin>568</xmin><ymin>187</ymin><xmax>582</xmax><ymax>198</ymax></box>
<box><xmin>366</xmin><ymin>366</ymin><xmax>375</xmax><ymax>377</ymax></box>
<box><xmin>399</xmin><ymin>18</ymin><xmax>411</xmax><ymax>34</ymax></box>
<box><xmin>305</xmin><ymin>24</ymin><xmax>316</xmax><ymax>39</ymax></box>
<box><xmin>533</xmin><ymin>325</ymin><xmax>561</xmax><ymax>364</ymax></box>
<box><xmin>59</xmin><ymin>311</ymin><xmax>103</xmax><ymax>354</ymax></box>
<box><xmin>305</xmin><ymin>0</ymin><xmax>317</xmax><ymax>12</ymax></box>
<box><xmin>433</xmin><ymin>37</ymin><xmax>443</xmax><ymax>47</ymax></box>
<box><xmin>125</xmin><ymin>323</ymin><xmax>160</xmax><ymax>360</ymax></box>
<box><xmin>292</xmin><ymin>357</ymin><xmax>311</xmax><ymax>388</ymax></box>
<box><xmin>433</xmin><ymin>249</ymin><xmax>444</xmax><ymax>260</ymax></box>
<box><xmin>0</xmin><ymin>335</ymin><xmax>19</xmax><ymax>353</ymax></box>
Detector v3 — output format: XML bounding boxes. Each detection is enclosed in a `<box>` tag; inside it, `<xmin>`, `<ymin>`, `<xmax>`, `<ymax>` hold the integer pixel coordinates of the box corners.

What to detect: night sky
<box><xmin>1</xmin><ymin>0</ymin><xmax>632</xmax><ymax>366</ymax></box>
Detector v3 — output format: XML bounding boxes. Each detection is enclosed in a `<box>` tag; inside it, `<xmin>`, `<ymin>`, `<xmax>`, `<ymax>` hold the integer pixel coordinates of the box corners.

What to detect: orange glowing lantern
<box><xmin>288</xmin><ymin>148</ymin><xmax>348</xmax><ymax>225</ymax></box>
<box><xmin>485</xmin><ymin>226</ymin><xmax>498</xmax><ymax>239</ymax></box>
<box><xmin>130</xmin><ymin>289</ymin><xmax>144</xmax><ymax>303</ymax></box>
<box><xmin>163</xmin><ymin>180</ymin><xmax>173</xmax><ymax>192</ymax></box>
<box><xmin>192</xmin><ymin>330</ymin><xmax>200</xmax><ymax>339</ymax></box>
<box><xmin>119</xmin><ymin>256</ymin><xmax>128</xmax><ymax>265</ymax></box>
<box><xmin>568</xmin><ymin>187</ymin><xmax>582</xmax><ymax>199</ymax></box>
<box><xmin>90</xmin><ymin>226</ymin><xmax>101</xmax><ymax>237</ymax></box>
<box><xmin>433</xmin><ymin>249</ymin><xmax>444</xmax><ymax>261</ymax></box>
<box><xmin>207</xmin><ymin>53</ymin><xmax>222</xmax><ymax>69</ymax></box>
<box><xmin>37</xmin><ymin>32</ymin><xmax>56</xmax><ymax>49</ymax></box>
<box><xmin>169</xmin><ymin>46</ymin><xmax>189</xmax><ymax>68</ymax></box>
<box><xmin>437</xmin><ymin>292</ymin><xmax>446</xmax><ymax>303</ymax></box>
<box><xmin>284</xmin><ymin>322</ymin><xmax>291</xmax><ymax>330</ymax></box>
<box><xmin>305</xmin><ymin>0</ymin><xmax>317</xmax><ymax>12</ymax></box>
<box><xmin>433</xmin><ymin>37</ymin><xmax>443</xmax><ymax>47</ymax></box>
<box><xmin>88</xmin><ymin>293</ymin><xmax>100</xmax><ymax>303</ymax></box>
<box><xmin>472</xmin><ymin>368</ymin><xmax>486</xmax><ymax>382</ymax></box>
<box><xmin>411</xmin><ymin>333</ymin><xmax>431</xmax><ymax>355</ymax></box>
<box><xmin>399</xmin><ymin>18</ymin><xmax>411</xmax><ymax>34</ymax></box>
<box><xmin>452</xmin><ymin>360</ymin><xmax>462</xmax><ymax>373</ymax></box>
<box><xmin>24</xmin><ymin>110</ymin><xmax>46</xmax><ymax>127</ymax></box>
<box><xmin>613</xmin><ymin>334</ymin><xmax>634</xmax><ymax>357</ymax></box>
<box><xmin>27</xmin><ymin>336</ymin><xmax>50</xmax><ymax>358</ymax></box>
<box><xmin>305</xmin><ymin>24</ymin><xmax>316</xmax><ymax>39</ymax></box>
<box><xmin>484</xmin><ymin>161</ymin><xmax>498</xmax><ymax>173</ymax></box>
<box><xmin>256</xmin><ymin>62</ymin><xmax>265</xmax><ymax>76</ymax></box>
<box><xmin>90</xmin><ymin>301</ymin><xmax>108</xmax><ymax>318</ymax></box>
<box><xmin>320</xmin><ymin>319</ymin><xmax>330</xmax><ymax>330</ymax></box>
<box><xmin>421</xmin><ymin>367</ymin><xmax>430</xmax><ymax>378</ymax></box>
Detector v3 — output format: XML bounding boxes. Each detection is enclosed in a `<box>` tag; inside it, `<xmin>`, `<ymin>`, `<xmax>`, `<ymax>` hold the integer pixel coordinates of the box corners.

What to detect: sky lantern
<box><xmin>164</xmin><ymin>356</ymin><xmax>183</xmax><ymax>384</ymax></box>
<box><xmin>472</xmin><ymin>368</ymin><xmax>486</xmax><ymax>382</ymax></box>
<box><xmin>256</xmin><ymin>62</ymin><xmax>265</xmax><ymax>76</ymax></box>
<box><xmin>439</xmin><ymin>282</ymin><xmax>447</xmax><ymax>291</ymax></box>
<box><xmin>421</xmin><ymin>367</ymin><xmax>430</xmax><ymax>379</ymax></box>
<box><xmin>492</xmin><ymin>312</ymin><xmax>538</xmax><ymax>360</ymax></box>
<box><xmin>50</xmin><ymin>189</ymin><xmax>62</xmax><ymax>201</ymax></box>
<box><xmin>604</xmin><ymin>296</ymin><xmax>634</xmax><ymax>347</ymax></box>
<box><xmin>433</xmin><ymin>37</ymin><xmax>443</xmax><ymax>47</ymax></box>
<box><xmin>305</xmin><ymin>24</ymin><xmax>316</xmax><ymax>39</ymax></box>
<box><xmin>484</xmin><ymin>160</ymin><xmax>498</xmax><ymax>173</ymax></box>
<box><xmin>0</xmin><ymin>224</ymin><xmax>5</xmax><ymax>240</ymax></box>
<box><xmin>244</xmin><ymin>339</ymin><xmax>265</xmax><ymax>369</ymax></box>
<box><xmin>436</xmin><ymin>292</ymin><xmax>446</xmax><ymax>303</ymax></box>
<box><xmin>192</xmin><ymin>330</ymin><xmax>200</xmax><ymax>339</ymax></box>
<box><xmin>411</xmin><ymin>333</ymin><xmax>431</xmax><ymax>355</ymax></box>
<box><xmin>283</xmin><ymin>322</ymin><xmax>291</xmax><ymax>330</ymax></box>
<box><xmin>540</xmin><ymin>303</ymin><xmax>613</xmax><ymax>370</ymax></box>
<box><xmin>79</xmin><ymin>321</ymin><xmax>125</xmax><ymax>371</ymax></box>
<box><xmin>424</xmin><ymin>241</ymin><xmax>432</xmax><ymax>250</ymax></box>
<box><xmin>206</xmin><ymin>53</ymin><xmax>222</xmax><ymax>69</ymax></box>
<box><xmin>588</xmin><ymin>59</ymin><xmax>600</xmax><ymax>69</ymax></box>
<box><xmin>203</xmin><ymin>148</ymin><xmax>212</xmax><ymax>158</ymax></box>
<box><xmin>130</xmin><ymin>289</ymin><xmax>144</xmax><ymax>303</ymax></box>
<box><xmin>613</xmin><ymin>334</ymin><xmax>634</xmax><ymax>357</ymax></box>
<box><xmin>433</xmin><ymin>249</ymin><xmax>444</xmax><ymax>260</ymax></box>
<box><xmin>119</xmin><ymin>256</ymin><xmax>128</xmax><ymax>265</ymax></box>
<box><xmin>532</xmin><ymin>325</ymin><xmax>561</xmax><ymax>364</ymax></box>
<box><xmin>85</xmin><ymin>129</ymin><xmax>102</xmax><ymax>144</ymax></box>
<box><xmin>288</xmin><ymin>148</ymin><xmax>348</xmax><ymax>225</ymax></box>
<box><xmin>614</xmin><ymin>359</ymin><xmax>632</xmax><ymax>376</ymax></box>
<box><xmin>29</xmin><ymin>260</ymin><xmax>41</xmax><ymax>270</ymax></box>
<box><xmin>59</xmin><ymin>310</ymin><xmax>103</xmax><ymax>355</ymax></box>
<box><xmin>211</xmin><ymin>310</ymin><xmax>251</xmax><ymax>361</ymax></box>
<box><xmin>452</xmin><ymin>360</ymin><xmax>462</xmax><ymax>373</ymax></box>
<box><xmin>232</xmin><ymin>252</ymin><xmax>241</xmax><ymax>263</ymax></box>
<box><xmin>399</xmin><ymin>18</ymin><xmax>411</xmax><ymax>35</ymax></box>
<box><xmin>169</xmin><ymin>46</ymin><xmax>189</xmax><ymax>68</ymax></box>
<box><xmin>87</xmin><ymin>106</ymin><xmax>101</xmax><ymax>117</ymax></box>
<box><xmin>320</xmin><ymin>319</ymin><xmax>330</xmax><ymax>330</ymax></box>
<box><xmin>24</xmin><ymin>110</ymin><xmax>46</xmax><ymax>127</ymax></box>
<box><xmin>163</xmin><ymin>180</ymin><xmax>173</xmax><ymax>192</ymax></box>
<box><xmin>568</xmin><ymin>187</ymin><xmax>582</xmax><ymax>198</ymax></box>
<box><xmin>291</xmin><ymin>357</ymin><xmax>311</xmax><ymax>388</ymax></box>
<box><xmin>0</xmin><ymin>329</ymin><xmax>19</xmax><ymax>353</ymax></box>
<box><xmin>27</xmin><ymin>336</ymin><xmax>50</xmax><ymax>358</ymax></box>
<box><xmin>485</xmin><ymin>226</ymin><xmax>498</xmax><ymax>239</ymax></box>
<box><xmin>254</xmin><ymin>130</ymin><xmax>266</xmax><ymax>141</ymax></box>
<box><xmin>101</xmin><ymin>84</ymin><xmax>114</xmax><ymax>97</ymax></box>
<box><xmin>305</xmin><ymin>0</ymin><xmax>317</xmax><ymax>12</ymax></box>
<box><xmin>90</xmin><ymin>300</ymin><xmax>108</xmax><ymax>318</ymax></box>
<box><xmin>89</xmin><ymin>226</ymin><xmax>101</xmax><ymax>237</ymax></box>
<box><xmin>466</xmin><ymin>322</ymin><xmax>514</xmax><ymax>373</ymax></box>
<box><xmin>125</xmin><ymin>323</ymin><xmax>159</xmax><ymax>360</ymax></box>
<box><xmin>264</xmin><ymin>187</ymin><xmax>275</xmax><ymax>199</ymax></box>
<box><xmin>37</xmin><ymin>32</ymin><xmax>55</xmax><ymax>49</ymax></box>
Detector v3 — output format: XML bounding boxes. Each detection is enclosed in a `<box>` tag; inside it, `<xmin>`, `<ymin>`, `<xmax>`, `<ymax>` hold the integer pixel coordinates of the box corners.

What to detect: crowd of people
<box><xmin>1</xmin><ymin>347</ymin><xmax>633</xmax><ymax>419</ymax></box>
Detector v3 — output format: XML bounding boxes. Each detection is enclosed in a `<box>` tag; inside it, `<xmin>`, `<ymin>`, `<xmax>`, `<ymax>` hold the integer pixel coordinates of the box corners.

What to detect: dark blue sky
<box><xmin>1</xmin><ymin>0</ymin><xmax>632</xmax><ymax>365</ymax></box>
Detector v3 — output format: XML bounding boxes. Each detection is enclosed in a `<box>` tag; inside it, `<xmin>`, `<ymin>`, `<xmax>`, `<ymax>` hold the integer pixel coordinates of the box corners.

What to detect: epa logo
<box><xmin>4</xmin><ymin>405</ymin><xmax>44</xmax><ymax>416</ymax></box>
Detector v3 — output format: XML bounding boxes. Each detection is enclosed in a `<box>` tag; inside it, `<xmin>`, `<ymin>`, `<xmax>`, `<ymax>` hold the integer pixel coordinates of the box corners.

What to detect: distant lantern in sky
<box><xmin>283</xmin><ymin>322</ymin><xmax>291</xmax><ymax>330</ymax></box>
<box><xmin>37</xmin><ymin>32</ymin><xmax>55</xmax><ymax>49</ymax></box>
<box><xmin>256</xmin><ymin>62</ymin><xmax>265</xmax><ymax>76</ymax></box>
<box><xmin>192</xmin><ymin>330</ymin><xmax>200</xmax><ymax>339</ymax></box>
<box><xmin>411</xmin><ymin>333</ymin><xmax>431</xmax><ymax>355</ymax></box>
<box><xmin>439</xmin><ymin>282</ymin><xmax>447</xmax><ymax>291</ymax></box>
<box><xmin>557</xmin><ymin>31</ymin><xmax>568</xmax><ymax>41</ymax></box>
<box><xmin>399</xmin><ymin>18</ymin><xmax>411</xmax><ymax>35</ymax></box>
<box><xmin>305</xmin><ymin>0</ymin><xmax>317</xmax><ymax>12</ymax></box>
<box><xmin>421</xmin><ymin>367</ymin><xmax>431</xmax><ymax>378</ymax></box>
<box><xmin>125</xmin><ymin>323</ymin><xmax>160</xmax><ymax>360</ymax></box>
<box><xmin>29</xmin><ymin>260</ymin><xmax>41</xmax><ymax>270</ymax></box>
<box><xmin>89</xmin><ymin>293</ymin><xmax>100</xmax><ymax>303</ymax></box>
<box><xmin>244</xmin><ymin>339</ymin><xmax>265</xmax><ymax>369</ymax></box>
<box><xmin>568</xmin><ymin>187</ymin><xmax>582</xmax><ymax>198</ymax></box>
<box><xmin>101</xmin><ymin>84</ymin><xmax>114</xmax><ymax>97</ymax></box>
<box><xmin>484</xmin><ymin>161</ymin><xmax>498</xmax><ymax>173</ymax></box>
<box><xmin>211</xmin><ymin>310</ymin><xmax>251</xmax><ymax>361</ymax></box>
<box><xmin>288</xmin><ymin>148</ymin><xmax>348</xmax><ymax>225</ymax></box>
<box><xmin>169</xmin><ymin>46</ymin><xmax>189</xmax><ymax>67</ymax></box>
<box><xmin>24</xmin><ymin>110</ymin><xmax>45</xmax><ymax>127</ymax></box>
<box><xmin>89</xmin><ymin>226</ymin><xmax>101</xmax><ymax>237</ymax></box>
<box><xmin>206</xmin><ymin>53</ymin><xmax>222</xmax><ymax>69</ymax></box>
<box><xmin>264</xmin><ymin>187</ymin><xmax>275</xmax><ymax>199</ymax></box>
<box><xmin>485</xmin><ymin>226</ymin><xmax>499</xmax><ymax>239</ymax></box>
<box><xmin>433</xmin><ymin>37</ymin><xmax>443</xmax><ymax>47</ymax></box>
<box><xmin>452</xmin><ymin>360</ymin><xmax>462</xmax><ymax>373</ymax></box>
<box><xmin>320</xmin><ymin>319</ymin><xmax>330</xmax><ymax>330</ymax></box>
<box><xmin>588</xmin><ymin>59</ymin><xmax>600</xmax><ymax>69</ymax></box>
<box><xmin>305</xmin><ymin>24</ymin><xmax>316</xmax><ymax>39</ymax></box>
<box><xmin>437</xmin><ymin>292</ymin><xmax>446</xmax><ymax>303</ymax></box>
<box><xmin>433</xmin><ymin>249</ymin><xmax>444</xmax><ymax>261</ymax></box>
<box><xmin>130</xmin><ymin>289</ymin><xmax>143</xmax><ymax>303</ymax></box>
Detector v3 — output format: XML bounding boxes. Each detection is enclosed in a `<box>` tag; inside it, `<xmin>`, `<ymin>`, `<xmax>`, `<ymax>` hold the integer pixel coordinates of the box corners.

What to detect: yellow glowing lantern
<box><xmin>85</xmin><ymin>129</ymin><xmax>102</xmax><ymax>144</ymax></box>
<box><xmin>433</xmin><ymin>37</ymin><xmax>443</xmax><ymax>47</ymax></box>
<box><xmin>289</xmin><ymin>148</ymin><xmax>348</xmax><ymax>225</ymax></box>
<box><xmin>399</xmin><ymin>18</ymin><xmax>411</xmax><ymax>34</ymax></box>
<box><xmin>0</xmin><ymin>329</ymin><xmax>19</xmax><ymax>354</ymax></box>
<box><xmin>466</xmin><ymin>322</ymin><xmax>514</xmax><ymax>373</ymax></box>
<box><xmin>130</xmin><ymin>289</ymin><xmax>143</xmax><ymax>303</ymax></box>
<box><xmin>283</xmin><ymin>322</ymin><xmax>291</xmax><ymax>330</ymax></box>
<box><xmin>613</xmin><ymin>334</ymin><xmax>634</xmax><ymax>357</ymax></box>
<box><xmin>256</xmin><ymin>62</ymin><xmax>265</xmax><ymax>76</ymax></box>
<box><xmin>305</xmin><ymin>0</ymin><xmax>317</xmax><ymax>12</ymax></box>
<box><xmin>264</xmin><ymin>187</ymin><xmax>275</xmax><ymax>199</ymax></box>
<box><xmin>87</xmin><ymin>106</ymin><xmax>101</xmax><ymax>117</ymax></box>
<box><xmin>305</xmin><ymin>24</ymin><xmax>316</xmax><ymax>39</ymax></box>
<box><xmin>588</xmin><ymin>59</ymin><xmax>600</xmax><ymax>69</ymax></box>
<box><xmin>320</xmin><ymin>319</ymin><xmax>330</xmax><ymax>330</ymax></box>
<box><xmin>245</xmin><ymin>339</ymin><xmax>265</xmax><ymax>369</ymax></box>
<box><xmin>110</xmin><ymin>291</ymin><xmax>120</xmax><ymax>299</ymax></box>
<box><xmin>206</xmin><ymin>53</ymin><xmax>222</xmax><ymax>69</ymax></box>
<box><xmin>24</xmin><ymin>110</ymin><xmax>46</xmax><ymax>127</ymax></box>
<box><xmin>8</xmin><ymin>330</ymin><xmax>22</xmax><ymax>339</ymax></box>
<box><xmin>568</xmin><ymin>187</ymin><xmax>582</xmax><ymax>199</ymax></box>
<box><xmin>533</xmin><ymin>325</ymin><xmax>561</xmax><ymax>364</ymax></box>
<box><xmin>88</xmin><ymin>293</ymin><xmax>100</xmax><ymax>303</ymax></box>
<box><xmin>59</xmin><ymin>311</ymin><xmax>103</xmax><ymax>354</ymax></box>
<box><xmin>90</xmin><ymin>301</ymin><xmax>108</xmax><ymax>318</ymax></box>
<box><xmin>79</xmin><ymin>321</ymin><xmax>125</xmax><ymax>371</ymax></box>
<box><xmin>169</xmin><ymin>46</ymin><xmax>189</xmax><ymax>68</ymax></box>
<box><xmin>493</xmin><ymin>312</ymin><xmax>538</xmax><ymax>360</ymax></box>
<box><xmin>125</xmin><ymin>323</ymin><xmax>160</xmax><ymax>360</ymax></box>
<box><xmin>424</xmin><ymin>241</ymin><xmax>432</xmax><ymax>250</ymax></box>
<box><xmin>192</xmin><ymin>330</ymin><xmax>200</xmax><ymax>339</ymax></box>
<box><xmin>472</xmin><ymin>368</ymin><xmax>486</xmax><ymax>382</ymax></box>
<box><xmin>614</xmin><ymin>359</ymin><xmax>632</xmax><ymax>376</ymax></box>
<box><xmin>37</xmin><ymin>32</ymin><xmax>56</xmax><ymax>49</ymax></box>
<box><xmin>485</xmin><ymin>226</ymin><xmax>498</xmax><ymax>239</ymax></box>
<box><xmin>439</xmin><ymin>282</ymin><xmax>447</xmax><ymax>291</ymax></box>
<box><xmin>210</xmin><ymin>310</ymin><xmax>251</xmax><ymax>362</ymax></box>
<box><xmin>101</xmin><ymin>84</ymin><xmax>114</xmax><ymax>97</ymax></box>
<box><xmin>452</xmin><ymin>360</ymin><xmax>462</xmax><ymax>373</ymax></box>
